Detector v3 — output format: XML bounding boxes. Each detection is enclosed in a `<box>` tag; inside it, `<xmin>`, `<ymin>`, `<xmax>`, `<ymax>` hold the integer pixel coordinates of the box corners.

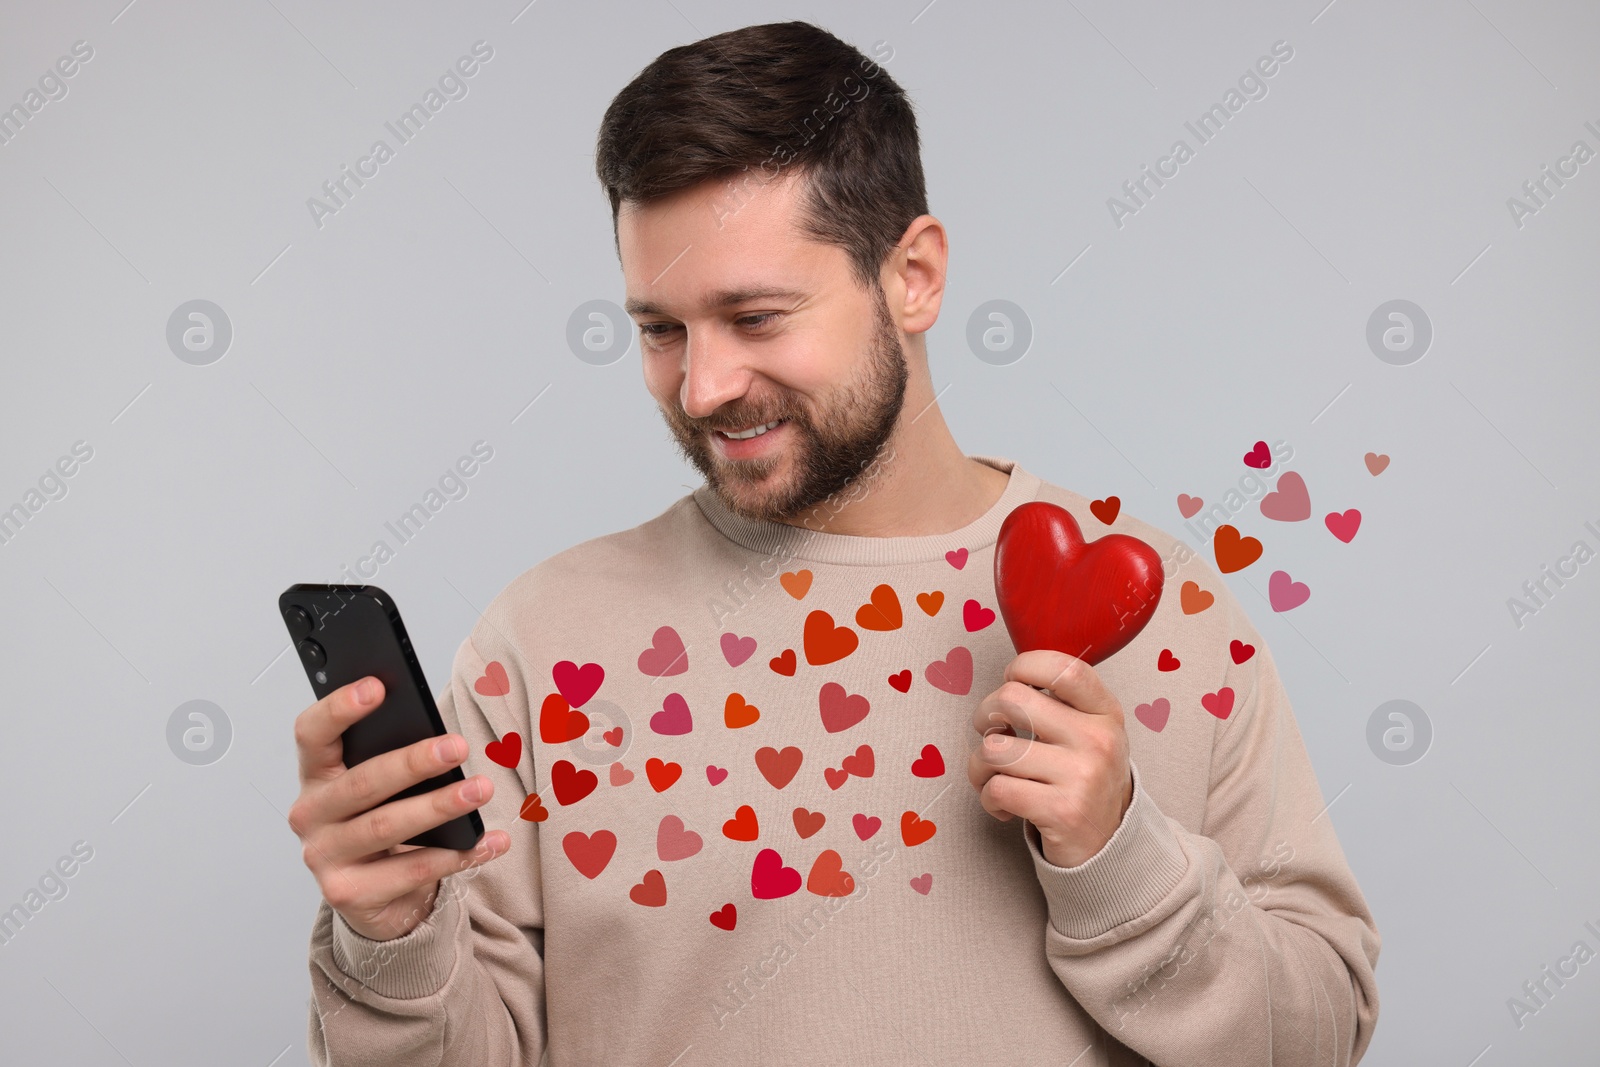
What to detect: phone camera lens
<box><xmin>297</xmin><ymin>638</ymin><xmax>326</xmax><ymax>669</ymax></box>
<box><xmin>283</xmin><ymin>605</ymin><xmax>314</xmax><ymax>640</ymax></box>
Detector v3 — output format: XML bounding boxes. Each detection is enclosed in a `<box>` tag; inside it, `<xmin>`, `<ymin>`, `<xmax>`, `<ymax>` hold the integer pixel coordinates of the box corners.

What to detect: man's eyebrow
<box><xmin>624</xmin><ymin>286</ymin><xmax>807</xmax><ymax>318</ymax></box>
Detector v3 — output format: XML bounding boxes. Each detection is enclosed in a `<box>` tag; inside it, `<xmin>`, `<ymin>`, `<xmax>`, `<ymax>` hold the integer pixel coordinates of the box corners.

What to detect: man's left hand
<box><xmin>967</xmin><ymin>649</ymin><xmax>1134</xmax><ymax>869</ymax></box>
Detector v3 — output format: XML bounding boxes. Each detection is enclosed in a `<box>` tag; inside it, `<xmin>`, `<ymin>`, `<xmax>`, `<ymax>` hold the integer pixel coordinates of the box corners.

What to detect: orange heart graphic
<box><xmin>900</xmin><ymin>811</ymin><xmax>936</xmax><ymax>846</ymax></box>
<box><xmin>792</xmin><ymin>807</ymin><xmax>825</xmax><ymax>838</ymax></box>
<box><xmin>539</xmin><ymin>693</ymin><xmax>590</xmax><ymax>745</ymax></box>
<box><xmin>1180</xmin><ymin>581</ymin><xmax>1214</xmax><ymax>614</ymax></box>
<box><xmin>779</xmin><ymin>569</ymin><xmax>813</xmax><ymax>599</ymax></box>
<box><xmin>645</xmin><ymin>757</ymin><xmax>682</xmax><ymax>792</ymax></box>
<box><xmin>803</xmin><ymin>610</ymin><xmax>858</xmax><ymax>666</ymax></box>
<box><xmin>722</xmin><ymin>803</ymin><xmax>759</xmax><ymax>841</ymax></box>
<box><xmin>1212</xmin><ymin>524</ymin><xmax>1263</xmax><ymax>573</ymax></box>
<box><xmin>915</xmin><ymin>591</ymin><xmax>944</xmax><ymax>616</ymax></box>
<box><xmin>806</xmin><ymin>849</ymin><xmax>855</xmax><ymax>897</ymax></box>
<box><xmin>1090</xmin><ymin>496</ymin><xmax>1121</xmax><ymax>525</ymax></box>
<box><xmin>724</xmin><ymin>692</ymin><xmax>760</xmax><ymax>729</ymax></box>
<box><xmin>854</xmin><ymin>583</ymin><xmax>903</xmax><ymax>631</ymax></box>
<box><xmin>474</xmin><ymin>660</ymin><xmax>510</xmax><ymax>697</ymax></box>
<box><xmin>518</xmin><ymin>793</ymin><xmax>548</xmax><ymax>822</ymax></box>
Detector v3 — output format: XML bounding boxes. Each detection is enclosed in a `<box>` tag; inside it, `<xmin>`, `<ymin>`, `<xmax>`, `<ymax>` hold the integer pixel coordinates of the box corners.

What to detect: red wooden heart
<box><xmin>994</xmin><ymin>501</ymin><xmax>1164</xmax><ymax>665</ymax></box>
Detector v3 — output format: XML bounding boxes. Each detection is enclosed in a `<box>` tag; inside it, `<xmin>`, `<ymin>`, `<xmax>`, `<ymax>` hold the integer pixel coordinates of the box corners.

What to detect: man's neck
<box><xmin>786</xmin><ymin>402</ymin><xmax>1009</xmax><ymax>538</ymax></box>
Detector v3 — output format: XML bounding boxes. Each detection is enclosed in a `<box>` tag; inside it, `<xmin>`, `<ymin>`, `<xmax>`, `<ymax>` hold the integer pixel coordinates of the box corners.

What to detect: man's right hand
<box><xmin>288</xmin><ymin>676</ymin><xmax>510</xmax><ymax>942</ymax></box>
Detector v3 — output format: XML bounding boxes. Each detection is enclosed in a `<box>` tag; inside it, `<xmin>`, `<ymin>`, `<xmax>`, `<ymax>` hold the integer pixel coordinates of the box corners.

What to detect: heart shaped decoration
<box><xmin>994</xmin><ymin>501</ymin><xmax>1164</xmax><ymax>665</ymax></box>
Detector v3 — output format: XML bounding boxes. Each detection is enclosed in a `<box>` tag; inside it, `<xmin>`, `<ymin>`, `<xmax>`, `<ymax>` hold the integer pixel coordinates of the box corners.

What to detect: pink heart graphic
<box><xmin>1134</xmin><ymin>698</ymin><xmax>1171</xmax><ymax>733</ymax></box>
<box><xmin>720</xmin><ymin>632</ymin><xmax>757</xmax><ymax>667</ymax></box>
<box><xmin>750</xmin><ymin>847</ymin><xmax>802</xmax><ymax>899</ymax></box>
<box><xmin>609</xmin><ymin>762</ymin><xmax>634</xmax><ymax>786</ymax></box>
<box><xmin>552</xmin><ymin>660</ymin><xmax>604</xmax><ymax>707</ymax></box>
<box><xmin>1260</xmin><ymin>471</ymin><xmax>1311</xmax><ymax>522</ymax></box>
<box><xmin>650</xmin><ymin>692</ymin><xmax>694</xmax><ymax>735</ymax></box>
<box><xmin>1268</xmin><ymin>570</ymin><xmax>1310</xmax><ymax>612</ymax></box>
<box><xmin>1202</xmin><ymin>687</ymin><xmax>1235</xmax><ymax>720</ymax></box>
<box><xmin>705</xmin><ymin>764</ymin><xmax>728</xmax><ymax>785</ymax></box>
<box><xmin>638</xmin><ymin>625</ymin><xmax>688</xmax><ymax>677</ymax></box>
<box><xmin>656</xmin><ymin>815</ymin><xmax>703</xmax><ymax>862</ymax></box>
<box><xmin>1177</xmin><ymin>494</ymin><xmax>1203</xmax><ymax>519</ymax></box>
<box><xmin>852</xmin><ymin>813</ymin><xmax>882</xmax><ymax>840</ymax></box>
<box><xmin>924</xmin><ymin>646</ymin><xmax>973</xmax><ymax>696</ymax></box>
<box><xmin>1325</xmin><ymin>509</ymin><xmax>1361</xmax><ymax>543</ymax></box>
<box><xmin>818</xmin><ymin>681</ymin><xmax>870</xmax><ymax>733</ymax></box>
<box><xmin>963</xmin><ymin>599</ymin><xmax>995</xmax><ymax>632</ymax></box>
<box><xmin>945</xmin><ymin>547</ymin><xmax>968</xmax><ymax>569</ymax></box>
<box><xmin>910</xmin><ymin>873</ymin><xmax>933</xmax><ymax>895</ymax></box>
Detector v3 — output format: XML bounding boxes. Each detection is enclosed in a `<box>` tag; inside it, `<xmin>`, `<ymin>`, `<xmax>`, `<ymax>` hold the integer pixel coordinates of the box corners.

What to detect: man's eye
<box><xmin>737</xmin><ymin>313</ymin><xmax>777</xmax><ymax>329</ymax></box>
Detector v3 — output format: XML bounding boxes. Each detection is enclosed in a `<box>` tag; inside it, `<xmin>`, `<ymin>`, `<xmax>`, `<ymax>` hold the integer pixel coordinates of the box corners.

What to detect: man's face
<box><xmin>619</xmin><ymin>170</ymin><xmax>908</xmax><ymax>523</ymax></box>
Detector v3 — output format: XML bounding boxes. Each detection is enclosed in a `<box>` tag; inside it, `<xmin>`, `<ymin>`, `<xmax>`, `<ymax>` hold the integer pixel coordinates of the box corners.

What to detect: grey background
<box><xmin>1</xmin><ymin>0</ymin><xmax>1596</xmax><ymax>1063</ymax></box>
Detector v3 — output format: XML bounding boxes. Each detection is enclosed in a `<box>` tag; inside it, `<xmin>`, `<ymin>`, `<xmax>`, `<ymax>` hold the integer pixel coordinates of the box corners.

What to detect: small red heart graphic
<box><xmin>539</xmin><ymin>693</ymin><xmax>589</xmax><ymax>745</ymax></box>
<box><xmin>1157</xmin><ymin>649</ymin><xmax>1180</xmax><ymax>672</ymax></box>
<box><xmin>1177</xmin><ymin>494</ymin><xmax>1203</xmax><ymax>519</ymax></box>
<box><xmin>629</xmin><ymin>869</ymin><xmax>667</xmax><ymax>907</ymax></box>
<box><xmin>1243</xmin><ymin>440</ymin><xmax>1272</xmax><ymax>468</ymax></box>
<box><xmin>485</xmin><ymin>731</ymin><xmax>522</xmax><ymax>769</ymax></box>
<box><xmin>751</xmin><ymin>847</ymin><xmax>802</xmax><ymax>899</ymax></box>
<box><xmin>806</xmin><ymin>849</ymin><xmax>855</xmax><ymax>897</ymax></box>
<box><xmin>656</xmin><ymin>815</ymin><xmax>703</xmax><ymax>861</ymax></box>
<box><xmin>474</xmin><ymin>661</ymin><xmax>510</xmax><ymax>697</ymax></box>
<box><xmin>1134</xmin><ymin>698</ymin><xmax>1170</xmax><ymax>732</ymax></box>
<box><xmin>901</xmin><ymin>811</ymin><xmax>936</xmax><ymax>846</ymax></box>
<box><xmin>769</xmin><ymin>648</ymin><xmax>797</xmax><ymax>676</ymax></box>
<box><xmin>803</xmin><ymin>610</ymin><xmax>858</xmax><ymax>666</ymax></box>
<box><xmin>710</xmin><ymin>903</ymin><xmax>737</xmax><ymax>930</ymax></box>
<box><xmin>1325</xmin><ymin>509</ymin><xmax>1361</xmax><ymax>543</ymax></box>
<box><xmin>910</xmin><ymin>873</ymin><xmax>933</xmax><ymax>895</ymax></box>
<box><xmin>855</xmin><ymin>583</ymin><xmax>903</xmax><ymax>631</ymax></box>
<box><xmin>603</xmin><ymin>726</ymin><xmax>623</xmax><ymax>746</ymax></box>
<box><xmin>518</xmin><ymin>793</ymin><xmax>548</xmax><ymax>822</ymax></box>
<box><xmin>1230</xmin><ymin>640</ymin><xmax>1255</xmax><ymax>664</ymax></box>
<box><xmin>945</xmin><ymin>547</ymin><xmax>968</xmax><ymax>569</ymax></box>
<box><xmin>823</xmin><ymin>766</ymin><xmax>849</xmax><ymax>790</ymax></box>
<box><xmin>645</xmin><ymin>757</ymin><xmax>682</xmax><ymax>792</ymax></box>
<box><xmin>793</xmin><ymin>807</ymin><xmax>825</xmax><ymax>838</ymax></box>
<box><xmin>818</xmin><ymin>682</ymin><xmax>870</xmax><ymax>733</ymax></box>
<box><xmin>562</xmin><ymin>829</ymin><xmax>616</xmax><ymax>878</ymax></box>
<box><xmin>1202</xmin><ymin>687</ymin><xmax>1235</xmax><ymax>719</ymax></box>
<box><xmin>963</xmin><ymin>599</ymin><xmax>995</xmax><ymax>632</ymax></box>
<box><xmin>550</xmin><ymin>760</ymin><xmax>597</xmax><ymax>805</ymax></box>
<box><xmin>994</xmin><ymin>501</ymin><xmax>1165</xmax><ymax>665</ymax></box>
<box><xmin>724</xmin><ymin>692</ymin><xmax>760</xmax><ymax>729</ymax></box>
<box><xmin>754</xmin><ymin>746</ymin><xmax>803</xmax><ymax>789</ymax></box>
<box><xmin>551</xmin><ymin>660</ymin><xmax>603</xmax><ymax>707</ymax></box>
<box><xmin>722</xmin><ymin>804</ymin><xmax>759</xmax><ymax>841</ymax></box>
<box><xmin>1090</xmin><ymin>496</ymin><xmax>1121</xmax><ymax>525</ymax></box>
<box><xmin>1213</xmin><ymin>524</ymin><xmax>1263</xmax><ymax>574</ymax></box>
<box><xmin>637</xmin><ymin>625</ymin><xmax>688</xmax><ymax>677</ymax></box>
<box><xmin>911</xmin><ymin>744</ymin><xmax>944</xmax><ymax>778</ymax></box>
<box><xmin>840</xmin><ymin>744</ymin><xmax>874</xmax><ymax>778</ymax></box>
<box><xmin>888</xmin><ymin>669</ymin><xmax>912</xmax><ymax>693</ymax></box>
<box><xmin>925</xmin><ymin>646</ymin><xmax>972</xmax><ymax>695</ymax></box>
<box><xmin>706</xmin><ymin>764</ymin><xmax>728</xmax><ymax>785</ymax></box>
<box><xmin>852</xmin><ymin>813</ymin><xmax>881</xmax><ymax>840</ymax></box>
<box><xmin>608</xmin><ymin>761</ymin><xmax>633</xmax><ymax>786</ymax></box>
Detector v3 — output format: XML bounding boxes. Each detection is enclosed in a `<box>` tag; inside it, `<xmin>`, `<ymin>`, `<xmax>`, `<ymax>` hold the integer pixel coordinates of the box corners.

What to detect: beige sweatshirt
<box><xmin>305</xmin><ymin>454</ymin><xmax>1380</xmax><ymax>1067</ymax></box>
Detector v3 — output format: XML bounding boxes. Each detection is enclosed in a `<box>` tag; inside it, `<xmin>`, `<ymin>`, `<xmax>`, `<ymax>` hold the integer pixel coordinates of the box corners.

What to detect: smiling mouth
<box><xmin>714</xmin><ymin>418</ymin><xmax>786</xmax><ymax>441</ymax></box>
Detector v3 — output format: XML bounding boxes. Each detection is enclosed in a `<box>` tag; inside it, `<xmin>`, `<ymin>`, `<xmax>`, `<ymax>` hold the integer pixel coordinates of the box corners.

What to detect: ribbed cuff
<box><xmin>329</xmin><ymin>875</ymin><xmax>464</xmax><ymax>1000</ymax></box>
<box><xmin>1022</xmin><ymin>761</ymin><xmax>1189</xmax><ymax>941</ymax></box>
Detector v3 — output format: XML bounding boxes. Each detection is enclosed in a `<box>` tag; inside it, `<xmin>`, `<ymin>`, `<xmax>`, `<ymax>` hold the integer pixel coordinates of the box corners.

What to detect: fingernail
<box><xmin>435</xmin><ymin>736</ymin><xmax>462</xmax><ymax>763</ymax></box>
<box><xmin>462</xmin><ymin>777</ymin><xmax>484</xmax><ymax>804</ymax></box>
<box><xmin>355</xmin><ymin>678</ymin><xmax>375</xmax><ymax>704</ymax></box>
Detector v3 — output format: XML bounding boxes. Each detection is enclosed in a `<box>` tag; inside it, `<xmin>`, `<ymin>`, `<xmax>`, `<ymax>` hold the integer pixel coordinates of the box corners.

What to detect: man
<box><xmin>292</xmin><ymin>20</ymin><xmax>1379</xmax><ymax>1066</ymax></box>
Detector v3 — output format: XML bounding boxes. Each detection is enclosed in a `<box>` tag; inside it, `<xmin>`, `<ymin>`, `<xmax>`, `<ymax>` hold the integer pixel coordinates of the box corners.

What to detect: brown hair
<box><xmin>594</xmin><ymin>21</ymin><xmax>926</xmax><ymax>295</ymax></box>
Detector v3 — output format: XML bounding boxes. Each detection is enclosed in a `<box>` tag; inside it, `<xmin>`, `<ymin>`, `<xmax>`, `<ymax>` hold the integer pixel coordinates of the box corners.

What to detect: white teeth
<box><xmin>723</xmin><ymin>419</ymin><xmax>782</xmax><ymax>440</ymax></box>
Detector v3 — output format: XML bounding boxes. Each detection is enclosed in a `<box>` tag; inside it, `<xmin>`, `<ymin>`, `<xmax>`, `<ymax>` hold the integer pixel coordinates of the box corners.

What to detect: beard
<box><xmin>661</xmin><ymin>282</ymin><xmax>908</xmax><ymax>524</ymax></box>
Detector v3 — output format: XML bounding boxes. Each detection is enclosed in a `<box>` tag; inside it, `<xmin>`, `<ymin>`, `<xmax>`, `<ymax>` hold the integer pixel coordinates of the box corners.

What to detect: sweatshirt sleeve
<box><xmin>1018</xmin><ymin>568</ymin><xmax>1382</xmax><ymax>1066</ymax></box>
<box><xmin>305</xmin><ymin>629</ymin><xmax>549</xmax><ymax>1066</ymax></box>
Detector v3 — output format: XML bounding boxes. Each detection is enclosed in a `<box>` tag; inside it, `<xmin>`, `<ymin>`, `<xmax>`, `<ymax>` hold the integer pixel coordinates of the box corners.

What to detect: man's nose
<box><xmin>680</xmin><ymin>327</ymin><xmax>752</xmax><ymax>421</ymax></box>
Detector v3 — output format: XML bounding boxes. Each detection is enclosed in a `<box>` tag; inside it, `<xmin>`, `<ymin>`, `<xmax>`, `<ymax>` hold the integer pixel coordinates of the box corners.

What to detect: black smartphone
<box><xmin>278</xmin><ymin>583</ymin><xmax>485</xmax><ymax>851</ymax></box>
